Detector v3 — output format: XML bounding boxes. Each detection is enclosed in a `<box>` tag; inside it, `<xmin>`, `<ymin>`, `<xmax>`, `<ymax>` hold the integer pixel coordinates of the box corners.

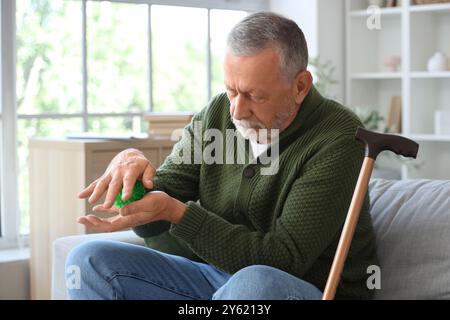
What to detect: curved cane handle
<box><xmin>355</xmin><ymin>127</ymin><xmax>419</xmax><ymax>160</ymax></box>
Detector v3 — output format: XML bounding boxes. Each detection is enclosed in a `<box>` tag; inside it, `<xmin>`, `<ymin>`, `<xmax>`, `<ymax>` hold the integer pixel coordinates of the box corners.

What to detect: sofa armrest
<box><xmin>51</xmin><ymin>230</ymin><xmax>145</xmax><ymax>300</ymax></box>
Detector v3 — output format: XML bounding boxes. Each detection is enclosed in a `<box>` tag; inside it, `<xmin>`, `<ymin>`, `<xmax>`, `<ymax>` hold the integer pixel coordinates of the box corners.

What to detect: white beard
<box><xmin>232</xmin><ymin>119</ymin><xmax>265</xmax><ymax>143</ymax></box>
<box><xmin>231</xmin><ymin>102</ymin><xmax>298</xmax><ymax>144</ymax></box>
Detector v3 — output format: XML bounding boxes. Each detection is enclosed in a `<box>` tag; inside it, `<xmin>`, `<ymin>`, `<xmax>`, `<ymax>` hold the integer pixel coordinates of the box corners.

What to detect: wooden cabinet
<box><xmin>29</xmin><ymin>137</ymin><xmax>176</xmax><ymax>300</ymax></box>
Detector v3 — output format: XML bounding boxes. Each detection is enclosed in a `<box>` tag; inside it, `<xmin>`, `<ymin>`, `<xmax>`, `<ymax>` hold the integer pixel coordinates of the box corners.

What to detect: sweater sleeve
<box><xmin>169</xmin><ymin>137</ymin><xmax>365</xmax><ymax>277</ymax></box>
<box><xmin>132</xmin><ymin>108</ymin><xmax>205</xmax><ymax>238</ymax></box>
<box><xmin>150</xmin><ymin>108</ymin><xmax>206</xmax><ymax>202</ymax></box>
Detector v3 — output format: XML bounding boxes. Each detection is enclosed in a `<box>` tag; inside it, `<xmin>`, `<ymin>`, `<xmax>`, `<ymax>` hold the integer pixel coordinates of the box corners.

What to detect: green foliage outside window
<box><xmin>15</xmin><ymin>0</ymin><xmax>246</xmax><ymax>234</ymax></box>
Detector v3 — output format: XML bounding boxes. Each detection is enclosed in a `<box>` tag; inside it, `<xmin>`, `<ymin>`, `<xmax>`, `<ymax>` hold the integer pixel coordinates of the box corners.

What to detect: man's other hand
<box><xmin>77</xmin><ymin>191</ymin><xmax>187</xmax><ymax>232</ymax></box>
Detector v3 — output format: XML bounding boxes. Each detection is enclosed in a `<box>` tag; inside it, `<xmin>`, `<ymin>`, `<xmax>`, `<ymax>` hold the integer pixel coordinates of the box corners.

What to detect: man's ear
<box><xmin>293</xmin><ymin>70</ymin><xmax>313</xmax><ymax>105</ymax></box>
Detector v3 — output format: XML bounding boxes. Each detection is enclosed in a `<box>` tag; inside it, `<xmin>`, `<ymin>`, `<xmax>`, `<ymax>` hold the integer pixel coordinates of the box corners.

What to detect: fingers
<box><xmin>120</xmin><ymin>174</ymin><xmax>140</xmax><ymax>202</ymax></box>
<box><xmin>82</xmin><ymin>155</ymin><xmax>154</xmax><ymax>206</ymax></box>
<box><xmin>119</xmin><ymin>202</ymin><xmax>138</xmax><ymax>216</ymax></box>
<box><xmin>78</xmin><ymin>203</ymin><xmax>157</xmax><ymax>232</ymax></box>
<box><xmin>78</xmin><ymin>180</ymin><xmax>97</xmax><ymax>199</ymax></box>
<box><xmin>142</xmin><ymin>163</ymin><xmax>156</xmax><ymax>189</ymax></box>
<box><xmin>88</xmin><ymin>175</ymin><xmax>111</xmax><ymax>204</ymax></box>
<box><xmin>102</xmin><ymin>175</ymin><xmax>123</xmax><ymax>209</ymax></box>
<box><xmin>92</xmin><ymin>204</ymin><xmax>119</xmax><ymax>213</ymax></box>
<box><xmin>77</xmin><ymin>215</ymin><xmax>101</xmax><ymax>230</ymax></box>
<box><xmin>77</xmin><ymin>215</ymin><xmax>118</xmax><ymax>233</ymax></box>
<box><xmin>118</xmin><ymin>192</ymin><xmax>153</xmax><ymax>216</ymax></box>
<box><xmin>77</xmin><ymin>214</ymin><xmax>132</xmax><ymax>233</ymax></box>
<box><xmin>119</xmin><ymin>191</ymin><xmax>164</xmax><ymax>216</ymax></box>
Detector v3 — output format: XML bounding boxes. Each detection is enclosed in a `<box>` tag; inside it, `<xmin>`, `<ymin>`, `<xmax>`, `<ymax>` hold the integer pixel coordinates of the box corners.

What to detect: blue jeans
<box><xmin>65</xmin><ymin>240</ymin><xmax>322</xmax><ymax>300</ymax></box>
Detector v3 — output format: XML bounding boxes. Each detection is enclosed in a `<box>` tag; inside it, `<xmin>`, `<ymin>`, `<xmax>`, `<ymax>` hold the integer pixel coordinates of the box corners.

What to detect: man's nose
<box><xmin>231</xmin><ymin>94</ymin><xmax>251</xmax><ymax>120</ymax></box>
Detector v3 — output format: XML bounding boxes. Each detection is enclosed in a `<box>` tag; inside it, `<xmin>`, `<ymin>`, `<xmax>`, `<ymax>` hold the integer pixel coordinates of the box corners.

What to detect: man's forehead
<box><xmin>224</xmin><ymin>50</ymin><xmax>282</xmax><ymax>86</ymax></box>
<box><xmin>225</xmin><ymin>48</ymin><xmax>280</xmax><ymax>64</ymax></box>
<box><xmin>224</xmin><ymin>81</ymin><xmax>264</xmax><ymax>94</ymax></box>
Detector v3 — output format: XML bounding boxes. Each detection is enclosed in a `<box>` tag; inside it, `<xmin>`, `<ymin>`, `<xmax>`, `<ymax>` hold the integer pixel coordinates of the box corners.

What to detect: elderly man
<box><xmin>68</xmin><ymin>12</ymin><xmax>378</xmax><ymax>300</ymax></box>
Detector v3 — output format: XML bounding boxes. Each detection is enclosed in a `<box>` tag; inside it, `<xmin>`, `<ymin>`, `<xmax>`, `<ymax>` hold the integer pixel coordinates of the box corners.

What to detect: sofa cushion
<box><xmin>369</xmin><ymin>179</ymin><xmax>450</xmax><ymax>299</ymax></box>
<box><xmin>51</xmin><ymin>230</ymin><xmax>144</xmax><ymax>300</ymax></box>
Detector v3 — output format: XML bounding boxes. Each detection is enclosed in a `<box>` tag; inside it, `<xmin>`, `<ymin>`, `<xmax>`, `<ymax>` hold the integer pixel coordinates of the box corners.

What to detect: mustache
<box><xmin>231</xmin><ymin>117</ymin><xmax>265</xmax><ymax>129</ymax></box>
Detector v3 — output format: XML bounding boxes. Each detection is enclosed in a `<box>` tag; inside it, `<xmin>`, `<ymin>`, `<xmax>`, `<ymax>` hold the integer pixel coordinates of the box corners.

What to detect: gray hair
<box><xmin>227</xmin><ymin>12</ymin><xmax>308</xmax><ymax>81</ymax></box>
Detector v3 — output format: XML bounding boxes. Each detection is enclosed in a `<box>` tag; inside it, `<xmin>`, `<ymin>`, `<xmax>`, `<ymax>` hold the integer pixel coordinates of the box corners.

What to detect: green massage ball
<box><xmin>114</xmin><ymin>180</ymin><xmax>147</xmax><ymax>209</ymax></box>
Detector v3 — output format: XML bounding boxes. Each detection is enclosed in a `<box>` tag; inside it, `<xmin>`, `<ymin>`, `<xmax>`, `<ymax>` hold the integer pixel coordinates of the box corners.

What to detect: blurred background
<box><xmin>1</xmin><ymin>0</ymin><xmax>450</xmax><ymax>299</ymax></box>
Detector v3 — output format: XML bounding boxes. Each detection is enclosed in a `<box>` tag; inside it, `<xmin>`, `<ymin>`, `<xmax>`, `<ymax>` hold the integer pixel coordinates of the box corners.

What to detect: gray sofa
<box><xmin>52</xmin><ymin>178</ymin><xmax>450</xmax><ymax>299</ymax></box>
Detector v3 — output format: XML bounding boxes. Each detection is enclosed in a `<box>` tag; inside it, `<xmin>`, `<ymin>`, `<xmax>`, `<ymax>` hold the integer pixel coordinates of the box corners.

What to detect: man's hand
<box><xmin>78</xmin><ymin>148</ymin><xmax>156</xmax><ymax>209</ymax></box>
<box><xmin>78</xmin><ymin>191</ymin><xmax>187</xmax><ymax>232</ymax></box>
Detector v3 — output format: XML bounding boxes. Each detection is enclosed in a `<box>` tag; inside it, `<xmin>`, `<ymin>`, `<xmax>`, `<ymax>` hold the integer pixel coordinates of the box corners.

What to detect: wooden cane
<box><xmin>322</xmin><ymin>127</ymin><xmax>419</xmax><ymax>300</ymax></box>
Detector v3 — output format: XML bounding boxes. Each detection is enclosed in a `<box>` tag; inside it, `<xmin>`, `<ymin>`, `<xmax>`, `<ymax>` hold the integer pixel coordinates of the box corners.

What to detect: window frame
<box><xmin>1</xmin><ymin>0</ymin><xmax>268</xmax><ymax>248</ymax></box>
<box><xmin>1</xmin><ymin>0</ymin><xmax>21</xmax><ymax>249</ymax></box>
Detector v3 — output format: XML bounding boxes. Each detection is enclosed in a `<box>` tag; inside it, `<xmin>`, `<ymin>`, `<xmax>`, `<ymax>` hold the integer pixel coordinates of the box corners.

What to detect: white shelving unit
<box><xmin>346</xmin><ymin>0</ymin><xmax>450</xmax><ymax>180</ymax></box>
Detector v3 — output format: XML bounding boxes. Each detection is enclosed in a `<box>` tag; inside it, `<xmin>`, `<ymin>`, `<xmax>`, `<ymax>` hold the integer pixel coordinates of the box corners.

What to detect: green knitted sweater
<box><xmin>133</xmin><ymin>86</ymin><xmax>378</xmax><ymax>299</ymax></box>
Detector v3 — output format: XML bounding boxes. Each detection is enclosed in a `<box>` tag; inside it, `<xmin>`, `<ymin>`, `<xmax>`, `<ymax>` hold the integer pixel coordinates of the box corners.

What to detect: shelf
<box><xmin>349</xmin><ymin>7</ymin><xmax>402</xmax><ymax>17</ymax></box>
<box><xmin>350</xmin><ymin>72</ymin><xmax>450</xmax><ymax>82</ymax></box>
<box><xmin>410</xmin><ymin>3</ymin><xmax>450</xmax><ymax>13</ymax></box>
<box><xmin>409</xmin><ymin>134</ymin><xmax>450</xmax><ymax>142</ymax></box>
<box><xmin>411</xmin><ymin>71</ymin><xmax>450</xmax><ymax>78</ymax></box>
<box><xmin>346</xmin><ymin>0</ymin><xmax>450</xmax><ymax>179</ymax></box>
<box><xmin>349</xmin><ymin>3</ymin><xmax>450</xmax><ymax>15</ymax></box>
<box><xmin>350</xmin><ymin>72</ymin><xmax>402</xmax><ymax>79</ymax></box>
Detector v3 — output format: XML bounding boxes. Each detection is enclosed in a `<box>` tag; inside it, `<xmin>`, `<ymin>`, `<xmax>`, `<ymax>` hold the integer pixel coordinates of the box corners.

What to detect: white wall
<box><xmin>0</xmin><ymin>250</ymin><xmax>30</xmax><ymax>299</ymax></box>
<box><xmin>269</xmin><ymin>0</ymin><xmax>319</xmax><ymax>57</ymax></box>
<box><xmin>316</xmin><ymin>0</ymin><xmax>345</xmax><ymax>102</ymax></box>
<box><xmin>270</xmin><ymin>0</ymin><xmax>345</xmax><ymax>103</ymax></box>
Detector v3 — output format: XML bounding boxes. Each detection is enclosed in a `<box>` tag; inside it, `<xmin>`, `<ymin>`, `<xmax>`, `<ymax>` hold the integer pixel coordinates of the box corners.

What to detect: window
<box><xmin>1</xmin><ymin>0</ymin><xmax>20</xmax><ymax>244</ymax></box>
<box><xmin>152</xmin><ymin>5</ymin><xmax>208</xmax><ymax>112</ymax></box>
<box><xmin>210</xmin><ymin>9</ymin><xmax>247</xmax><ymax>97</ymax></box>
<box><xmin>9</xmin><ymin>0</ymin><xmax>268</xmax><ymax>237</ymax></box>
<box><xmin>16</xmin><ymin>0</ymin><xmax>84</xmax><ymax>235</ymax></box>
<box><xmin>87</xmin><ymin>1</ymin><xmax>149</xmax><ymax>114</ymax></box>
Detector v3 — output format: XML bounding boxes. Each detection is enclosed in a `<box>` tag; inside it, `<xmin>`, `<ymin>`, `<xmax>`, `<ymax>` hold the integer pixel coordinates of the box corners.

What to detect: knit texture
<box><xmin>133</xmin><ymin>86</ymin><xmax>379</xmax><ymax>299</ymax></box>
